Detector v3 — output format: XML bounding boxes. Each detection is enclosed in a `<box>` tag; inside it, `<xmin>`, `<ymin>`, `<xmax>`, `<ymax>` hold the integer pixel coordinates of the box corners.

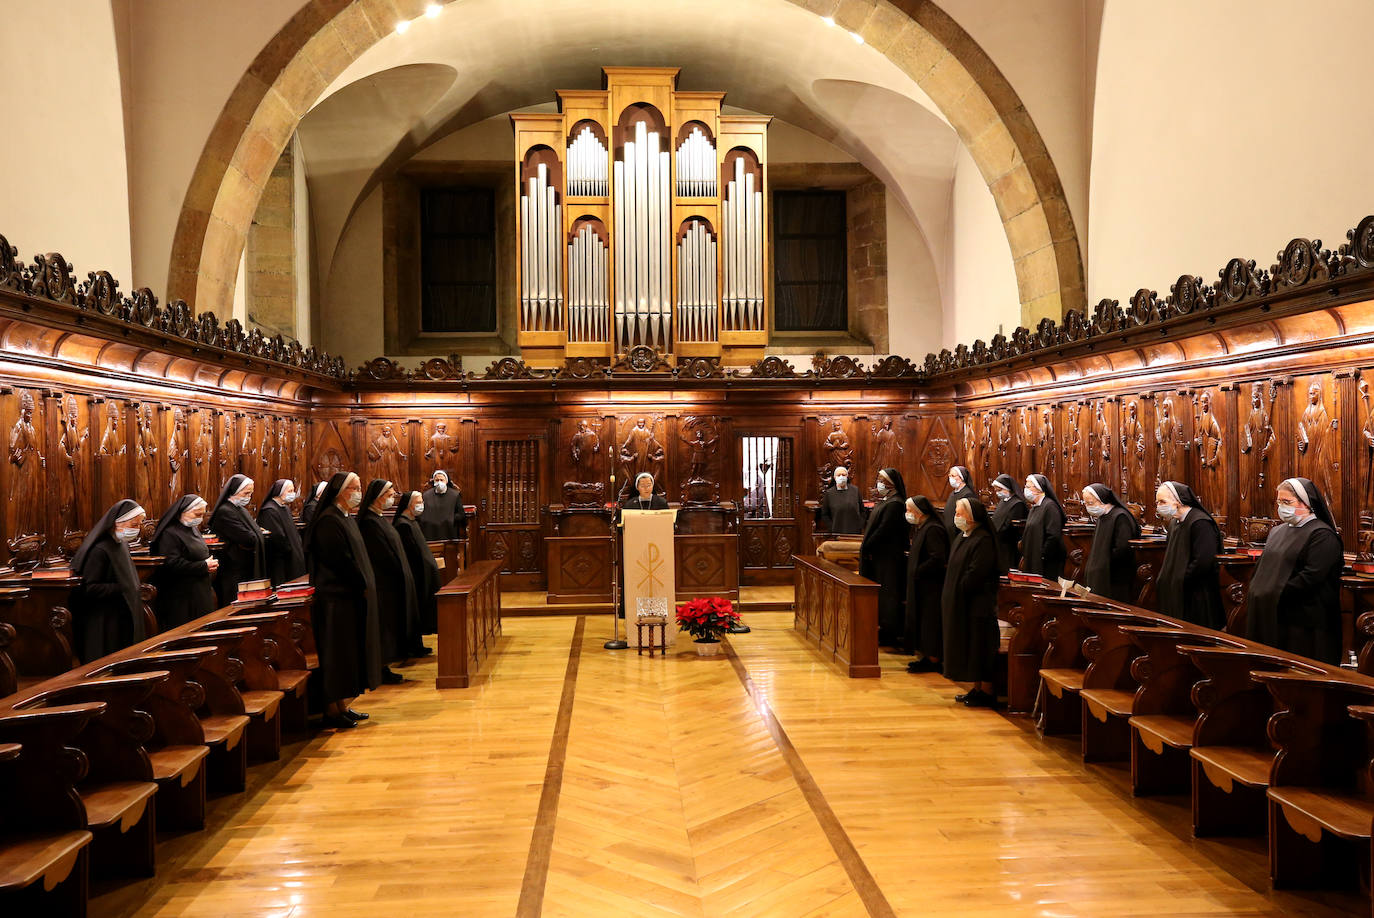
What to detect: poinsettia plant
<box><xmin>676</xmin><ymin>596</ymin><xmax>740</xmax><ymax>642</ymax></box>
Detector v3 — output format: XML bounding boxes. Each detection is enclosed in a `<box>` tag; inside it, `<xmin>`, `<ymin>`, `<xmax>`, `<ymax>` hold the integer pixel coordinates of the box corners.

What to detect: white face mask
<box><xmin>346</xmin><ymin>491</ymin><xmax>362</xmax><ymax>510</ymax></box>
<box><xmin>280</xmin><ymin>490</ymin><xmax>296</xmax><ymax>504</ymax></box>
<box><xmin>433</xmin><ymin>480</ymin><xmax>448</xmax><ymax>494</ymax></box>
<box><xmin>1276</xmin><ymin>503</ymin><xmax>1297</xmax><ymax>523</ymax></box>
<box><xmin>1085</xmin><ymin>502</ymin><xmax>1107</xmax><ymax>518</ymax></box>
<box><xmin>954</xmin><ymin>515</ymin><xmax>973</xmax><ymax>534</ymax></box>
<box><xmin>182</xmin><ymin>513</ymin><xmax>204</xmax><ymax>530</ymax></box>
<box><xmin>994</xmin><ymin>487</ymin><xmax>1010</xmax><ymax>502</ymax></box>
<box><xmin>413</xmin><ymin>502</ymin><xmax>425</xmax><ymax>515</ymax></box>
<box><xmin>834</xmin><ymin>475</ymin><xmax>847</xmax><ymax>487</ymax></box>
<box><xmin>1156</xmin><ymin>502</ymin><xmax>1176</xmax><ymax>519</ymax></box>
<box><xmin>383</xmin><ymin>495</ymin><xmax>396</xmax><ymax>510</ymax></box>
<box><xmin>116</xmin><ymin>526</ymin><xmax>140</xmax><ymax>543</ymax></box>
<box><xmin>230</xmin><ymin>494</ymin><xmax>251</xmax><ymax>508</ymax></box>
<box><xmin>948</xmin><ymin>475</ymin><xmax>963</xmax><ymax>490</ymax></box>
<box><xmin>905</xmin><ymin>512</ymin><xmax>917</xmax><ymax>524</ymax></box>
<box><xmin>876</xmin><ymin>481</ymin><xmax>888</xmax><ymax>495</ymax></box>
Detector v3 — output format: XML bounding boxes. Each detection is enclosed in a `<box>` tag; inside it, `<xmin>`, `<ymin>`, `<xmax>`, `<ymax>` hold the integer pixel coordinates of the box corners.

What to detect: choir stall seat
<box><xmin>89</xmin><ymin>649</ymin><xmax>214</xmax><ymax>831</ymax></box>
<box><xmin>0</xmin><ymin>705</ymin><xmax>102</xmax><ymax>918</ymax></box>
<box><xmin>151</xmin><ymin>632</ymin><xmax>252</xmax><ymax>793</ymax></box>
<box><xmin>1035</xmin><ymin>595</ymin><xmax>1110</xmax><ymax>736</ymax></box>
<box><xmin>1076</xmin><ymin>608</ymin><xmax>1171</xmax><ymax>763</ymax></box>
<box><xmin>11</xmin><ymin>673</ymin><xmax>167</xmax><ymax>879</ymax></box>
<box><xmin>1257</xmin><ymin>670</ymin><xmax>1374</xmax><ymax>895</ymax></box>
<box><xmin>193</xmin><ymin>614</ymin><xmax>289</xmax><ymax>762</ymax></box>
<box><xmin>225</xmin><ymin>604</ymin><xmax>311</xmax><ymax>733</ymax></box>
<box><xmin>997</xmin><ymin>580</ymin><xmax>1058</xmax><ymax>714</ymax></box>
<box><xmin>1183</xmin><ymin>646</ymin><xmax>1323</xmax><ymax>838</ymax></box>
<box><xmin>1118</xmin><ymin>627</ymin><xmax>1243</xmax><ymax>796</ymax></box>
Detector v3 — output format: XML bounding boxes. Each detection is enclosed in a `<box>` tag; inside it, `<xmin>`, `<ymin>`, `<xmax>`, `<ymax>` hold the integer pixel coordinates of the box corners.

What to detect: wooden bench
<box><xmin>194</xmin><ymin>613</ymin><xmax>290</xmax><ymax>762</ymax></box>
<box><xmin>1119</xmin><ymin>626</ymin><xmax>1243</xmax><ymax>796</ymax></box>
<box><xmin>0</xmin><ymin>703</ymin><xmax>103</xmax><ymax>917</ymax></box>
<box><xmin>1077</xmin><ymin>608</ymin><xmax>1171</xmax><ymax>763</ymax></box>
<box><xmin>1256</xmin><ymin>670</ymin><xmax>1374</xmax><ymax>893</ymax></box>
<box><xmin>1184</xmin><ymin>646</ymin><xmax>1323</xmax><ymax>837</ymax></box>
<box><xmin>151</xmin><ymin>631</ymin><xmax>252</xmax><ymax>793</ymax></box>
<box><xmin>437</xmin><ymin>560</ymin><xmax>507</xmax><ymax>689</ymax></box>
<box><xmin>998</xmin><ymin>580</ymin><xmax>1058</xmax><ymax>713</ymax></box>
<box><xmin>1035</xmin><ymin>595</ymin><xmax>1111</xmax><ymax>735</ymax></box>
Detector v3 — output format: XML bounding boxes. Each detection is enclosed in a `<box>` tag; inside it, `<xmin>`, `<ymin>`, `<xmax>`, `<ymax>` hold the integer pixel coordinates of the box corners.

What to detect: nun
<box><xmin>903</xmin><ymin>495</ymin><xmax>949</xmax><ymax>670</ymax></box>
<box><xmin>305</xmin><ymin>472</ymin><xmax>382</xmax><ymax>728</ymax></box>
<box><xmin>301</xmin><ymin>481</ymin><xmax>327</xmax><ymax>528</ymax></box>
<box><xmin>419</xmin><ymin>470</ymin><xmax>468</xmax><ymax>541</ymax></box>
<box><xmin>1019</xmin><ymin>474</ymin><xmax>1067</xmax><ymax>580</ymax></box>
<box><xmin>1244</xmin><ymin>477</ymin><xmax>1344</xmax><ymax>663</ymax></box>
<box><xmin>989</xmin><ymin>474</ymin><xmax>1028</xmax><ymax>573</ymax></box>
<box><xmin>71</xmin><ymin>500</ymin><xmax>148</xmax><ymax>661</ymax></box>
<box><xmin>394</xmin><ymin>490</ymin><xmax>439</xmax><ymax>654</ymax></box>
<box><xmin>620</xmin><ymin>472</ymin><xmax>670</xmax><ymax>512</ymax></box>
<box><xmin>1081</xmin><ymin>484</ymin><xmax>1141</xmax><ymax>602</ymax></box>
<box><xmin>943</xmin><ymin>466</ymin><xmax>976</xmax><ymax>540</ymax></box>
<box><xmin>860</xmin><ymin>468</ymin><xmax>910</xmax><ymax>648</ymax></box>
<box><xmin>1154</xmin><ymin>481</ymin><xmax>1225</xmax><ymax>629</ymax></box>
<box><xmin>150</xmin><ymin>495</ymin><xmax>218</xmax><ymax>629</ymax></box>
<box><xmin>818</xmin><ymin>465</ymin><xmax>865</xmax><ymax>535</ymax></box>
<box><xmin>941</xmin><ymin>496</ymin><xmax>1001</xmax><ymax>708</ymax></box>
<box><xmin>357</xmin><ymin>479</ymin><xmax>418</xmax><ymax>682</ymax></box>
<box><xmin>208</xmin><ymin>474</ymin><xmax>266</xmax><ymax>607</ymax></box>
<box><xmin>259</xmin><ymin>479</ymin><xmax>306</xmax><ymax>586</ymax></box>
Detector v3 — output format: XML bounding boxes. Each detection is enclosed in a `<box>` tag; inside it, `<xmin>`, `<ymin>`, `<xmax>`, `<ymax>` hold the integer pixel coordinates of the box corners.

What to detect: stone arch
<box><xmin>168</xmin><ymin>0</ymin><xmax>1084</xmax><ymax>329</ymax></box>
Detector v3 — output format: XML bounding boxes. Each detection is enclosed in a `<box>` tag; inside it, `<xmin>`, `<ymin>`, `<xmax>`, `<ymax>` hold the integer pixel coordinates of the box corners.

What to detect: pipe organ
<box><xmin>511</xmin><ymin>67</ymin><xmax>771</xmax><ymax>367</ymax></box>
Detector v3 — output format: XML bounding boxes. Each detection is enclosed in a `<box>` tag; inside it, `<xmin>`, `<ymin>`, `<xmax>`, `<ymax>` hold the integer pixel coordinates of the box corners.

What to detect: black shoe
<box><xmin>962</xmin><ymin>690</ymin><xmax>1001</xmax><ymax>709</ymax></box>
<box><xmin>322</xmin><ymin>714</ymin><xmax>356</xmax><ymax>729</ymax></box>
<box><xmin>409</xmin><ymin>645</ymin><xmax>434</xmax><ymax>657</ymax></box>
<box><xmin>954</xmin><ymin>691</ymin><xmax>972</xmax><ymax>703</ymax></box>
<box><xmin>381</xmin><ymin>668</ymin><xmax>404</xmax><ymax>684</ymax></box>
<box><xmin>345</xmin><ymin>709</ymin><xmax>369</xmax><ymax>721</ymax></box>
<box><xmin>907</xmin><ymin>659</ymin><xmax>939</xmax><ymax>674</ymax></box>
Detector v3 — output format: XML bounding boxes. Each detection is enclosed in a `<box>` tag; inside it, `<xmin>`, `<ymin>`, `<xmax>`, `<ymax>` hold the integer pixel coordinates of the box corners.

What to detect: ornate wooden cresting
<box><xmin>511</xmin><ymin>67</ymin><xmax>771</xmax><ymax>367</ymax></box>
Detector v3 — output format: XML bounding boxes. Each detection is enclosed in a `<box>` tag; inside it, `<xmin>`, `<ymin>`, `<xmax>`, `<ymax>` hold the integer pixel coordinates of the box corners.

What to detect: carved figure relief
<box><xmin>1121</xmin><ymin>400</ymin><xmax>1146</xmax><ymax>498</ymax></box>
<box><xmin>424</xmin><ymin>421</ymin><xmax>459</xmax><ymax>471</ymax></box>
<box><xmin>10</xmin><ymin>391</ymin><xmax>45</xmax><ymax>538</ymax></box>
<box><xmin>1092</xmin><ymin>402</ymin><xmax>1110</xmax><ymax>472</ymax></box>
<box><xmin>1362</xmin><ymin>379</ymin><xmax>1374</xmax><ymax>502</ymax></box>
<box><xmin>1156</xmin><ymin>397</ymin><xmax>1184</xmax><ymax>483</ymax></box>
<box><xmin>871</xmin><ymin>416</ymin><xmax>901</xmax><ymax>473</ymax></box>
<box><xmin>1036</xmin><ymin>407</ymin><xmax>1055</xmax><ymax>478</ymax></box>
<box><xmin>99</xmin><ymin>403</ymin><xmax>125</xmax><ymax>459</ymax></box>
<box><xmin>1297</xmin><ymin>380</ymin><xmax>1337</xmax><ymax>501</ymax></box>
<box><xmin>238</xmin><ymin>416</ymin><xmax>258</xmax><ymax>475</ymax></box>
<box><xmin>996</xmin><ymin>409</ymin><xmax>1012</xmax><ymax>469</ymax></box>
<box><xmin>1064</xmin><ymin>406</ymin><xmax>1083</xmax><ymax>491</ymax></box>
<box><xmin>618</xmin><ymin>417</ymin><xmax>665</xmax><ymax>496</ymax></box>
<box><xmin>57</xmin><ymin>395</ymin><xmax>88</xmax><ymax>532</ymax></box>
<box><xmin>217</xmin><ymin>414</ymin><xmax>232</xmax><ymax>485</ymax></box>
<box><xmin>679</xmin><ymin>417</ymin><xmax>721</xmax><ymax>505</ymax></box>
<box><xmin>367</xmin><ymin>423</ymin><xmax>407</xmax><ymax>488</ymax></box>
<box><xmin>1193</xmin><ymin>390</ymin><xmax>1223</xmax><ymax>506</ymax></box>
<box><xmin>980</xmin><ymin>411</ymin><xmax>994</xmax><ymax>477</ymax></box>
<box><xmin>1016</xmin><ymin>407</ymin><xmax>1034</xmax><ymax>472</ymax></box>
<box><xmin>961</xmin><ymin>414</ymin><xmax>977</xmax><ymax>473</ymax></box>
<box><xmin>821</xmin><ymin>418</ymin><xmax>853</xmax><ymax>483</ymax></box>
<box><xmin>563</xmin><ymin>419</ymin><xmax>605</xmax><ymax>506</ymax></box>
<box><xmin>134</xmin><ymin>403</ymin><xmax>157</xmax><ymax>501</ymax></box>
<box><xmin>168</xmin><ymin>408</ymin><xmax>188</xmax><ymax>497</ymax></box>
<box><xmin>191</xmin><ymin>412</ymin><xmax>212</xmax><ymax>498</ymax></box>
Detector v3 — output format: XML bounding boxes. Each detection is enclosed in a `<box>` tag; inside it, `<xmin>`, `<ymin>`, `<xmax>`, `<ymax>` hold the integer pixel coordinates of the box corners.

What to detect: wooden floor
<box><xmin>93</xmin><ymin>613</ymin><xmax>1363</xmax><ymax>917</ymax></box>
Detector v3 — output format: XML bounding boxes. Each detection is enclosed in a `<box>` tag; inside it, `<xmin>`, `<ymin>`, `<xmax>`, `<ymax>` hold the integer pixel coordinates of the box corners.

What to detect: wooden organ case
<box><xmin>511</xmin><ymin>67</ymin><xmax>771</xmax><ymax>368</ymax></box>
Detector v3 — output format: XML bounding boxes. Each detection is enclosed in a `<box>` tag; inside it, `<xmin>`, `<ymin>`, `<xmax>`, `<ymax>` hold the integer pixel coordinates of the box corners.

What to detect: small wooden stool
<box><xmin>635</xmin><ymin>613</ymin><xmax>668</xmax><ymax>657</ymax></box>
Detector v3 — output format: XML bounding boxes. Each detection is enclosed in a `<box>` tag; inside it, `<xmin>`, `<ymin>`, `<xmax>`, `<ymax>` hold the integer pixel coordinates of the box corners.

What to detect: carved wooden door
<box><xmin>738</xmin><ymin>432</ymin><xmax>798</xmax><ymax>585</ymax></box>
<box><xmin>476</xmin><ymin>434</ymin><xmax>545</xmax><ymax>590</ymax></box>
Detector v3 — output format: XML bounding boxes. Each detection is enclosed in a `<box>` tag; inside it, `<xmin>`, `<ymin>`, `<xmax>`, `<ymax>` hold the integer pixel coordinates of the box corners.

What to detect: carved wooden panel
<box><xmin>6</xmin><ymin>387</ymin><xmax>47</xmax><ymax>558</ymax></box>
<box><xmin>1061</xmin><ymin>401</ymin><xmax>1085</xmax><ymax>498</ymax></box>
<box><xmin>131</xmin><ymin>401</ymin><xmax>161</xmax><ymax>509</ymax></box>
<box><xmin>675</xmin><ymin>533</ymin><xmax>740</xmax><ymax>601</ymax></box>
<box><xmin>676</xmin><ymin>415</ymin><xmax>724</xmax><ymax>505</ymax></box>
<box><xmin>1087</xmin><ymin>399</ymin><xmax>1113</xmax><ymax>491</ymax></box>
<box><xmin>817</xmin><ymin>415</ymin><xmax>856</xmax><ymax>488</ymax></box>
<box><xmin>365</xmin><ymin>420</ymin><xmax>409</xmax><ymax>489</ymax></box>
<box><xmin>55</xmin><ymin>393</ymin><xmax>91</xmax><ymax>537</ymax></box>
<box><xmin>1294</xmin><ymin>372</ymin><xmax>1340</xmax><ymax>522</ymax></box>
<box><xmin>421</xmin><ymin>418</ymin><xmax>462</xmax><ymax>480</ymax></box>
<box><xmin>95</xmin><ymin>398</ymin><xmax>129</xmax><ymax>523</ymax></box>
<box><xmin>1188</xmin><ymin>386</ymin><xmax>1227</xmax><ymax>514</ymax></box>
<box><xmin>866</xmin><ymin>414</ymin><xmax>904</xmax><ymax>502</ymax></box>
<box><xmin>614</xmin><ymin>414</ymin><xmax>667</xmax><ymax>499</ymax></box>
<box><xmin>545</xmin><ymin>536</ymin><xmax>612</xmax><ymax>602</ymax></box>
<box><xmin>311</xmin><ymin>420</ymin><xmax>352</xmax><ymax>486</ymax></box>
<box><xmin>914</xmin><ymin>414</ymin><xmax>956</xmax><ymax>500</ymax></box>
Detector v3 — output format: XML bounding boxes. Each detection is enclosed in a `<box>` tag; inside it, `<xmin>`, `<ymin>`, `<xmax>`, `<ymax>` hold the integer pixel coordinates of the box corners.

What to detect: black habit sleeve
<box><xmin>914</xmin><ymin>523</ymin><xmax>949</xmax><ymax>580</ymax></box>
<box><xmin>1185</xmin><ymin>516</ymin><xmax>1219</xmax><ymax>583</ymax></box>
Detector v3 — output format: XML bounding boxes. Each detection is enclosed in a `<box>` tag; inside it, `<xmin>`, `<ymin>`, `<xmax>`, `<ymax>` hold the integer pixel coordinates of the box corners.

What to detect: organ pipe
<box><xmin>613</xmin><ymin>120</ymin><xmax>671</xmax><ymax>350</ymax></box>
<box><xmin>520</xmin><ymin>162</ymin><xmax>563</xmax><ymax>332</ymax></box>
<box><xmin>723</xmin><ymin>156</ymin><xmax>763</xmax><ymax>332</ymax></box>
<box><xmin>568</xmin><ymin>224</ymin><xmax>610</xmax><ymax>343</ymax></box>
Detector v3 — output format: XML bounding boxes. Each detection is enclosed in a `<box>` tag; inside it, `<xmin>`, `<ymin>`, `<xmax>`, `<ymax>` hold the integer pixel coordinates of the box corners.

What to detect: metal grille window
<box><xmin>740</xmin><ymin>436</ymin><xmax>793</xmax><ymax>519</ymax></box>
<box><xmin>485</xmin><ymin>440</ymin><xmax>538</xmax><ymax>523</ymax></box>
<box><xmin>421</xmin><ymin>186</ymin><xmax>497</xmax><ymax>333</ymax></box>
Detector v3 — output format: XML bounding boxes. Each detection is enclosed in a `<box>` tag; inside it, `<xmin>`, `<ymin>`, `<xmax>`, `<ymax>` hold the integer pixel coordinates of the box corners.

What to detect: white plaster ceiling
<box><xmin>298</xmin><ymin>0</ymin><xmax>969</xmax><ymax>302</ymax></box>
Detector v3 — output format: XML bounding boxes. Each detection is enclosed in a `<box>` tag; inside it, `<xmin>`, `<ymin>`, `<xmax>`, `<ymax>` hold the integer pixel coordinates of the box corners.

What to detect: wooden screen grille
<box><xmin>486</xmin><ymin>440</ymin><xmax>539</xmax><ymax>523</ymax></box>
<box><xmin>739</xmin><ymin>436</ymin><xmax>794</xmax><ymax>519</ymax></box>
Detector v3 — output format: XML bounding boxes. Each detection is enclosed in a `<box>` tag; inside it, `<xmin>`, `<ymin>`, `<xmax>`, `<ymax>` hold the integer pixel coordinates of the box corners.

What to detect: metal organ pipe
<box><xmin>722</xmin><ymin>155</ymin><xmax>763</xmax><ymax>332</ymax></box>
<box><xmin>677</xmin><ymin>221</ymin><xmax>718</xmax><ymax>343</ymax></box>
<box><xmin>567</xmin><ymin>126</ymin><xmax>608</xmax><ymax>197</ymax></box>
<box><xmin>675</xmin><ymin>127</ymin><xmax>716</xmax><ymax>198</ymax></box>
<box><xmin>519</xmin><ymin>161</ymin><xmax>564</xmax><ymax>332</ymax></box>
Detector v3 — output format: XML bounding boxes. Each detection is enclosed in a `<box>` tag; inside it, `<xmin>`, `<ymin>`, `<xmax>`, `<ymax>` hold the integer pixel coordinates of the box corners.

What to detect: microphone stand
<box><xmin>604</xmin><ymin>473</ymin><xmax>627</xmax><ymax>650</ymax></box>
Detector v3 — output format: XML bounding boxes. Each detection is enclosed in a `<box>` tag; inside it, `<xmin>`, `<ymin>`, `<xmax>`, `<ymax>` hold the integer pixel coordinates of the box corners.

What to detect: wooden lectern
<box><xmin>620</xmin><ymin>509</ymin><xmax>678</xmax><ymax>648</ymax></box>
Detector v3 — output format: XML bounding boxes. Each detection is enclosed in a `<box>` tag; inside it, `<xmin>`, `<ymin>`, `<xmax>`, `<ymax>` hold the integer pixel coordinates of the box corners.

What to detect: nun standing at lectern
<box><xmin>621</xmin><ymin>472</ymin><xmax>669</xmax><ymax>511</ymax></box>
<box><xmin>1080</xmin><ymin>483</ymin><xmax>1140</xmax><ymax>602</ymax></box>
<box><xmin>393</xmin><ymin>490</ymin><xmax>439</xmax><ymax>652</ymax></box>
<box><xmin>1153</xmin><ymin>481</ymin><xmax>1225</xmax><ymax>629</ymax></box>
<box><xmin>305</xmin><ymin>472</ymin><xmax>382</xmax><ymax>728</ymax></box>
<box><xmin>860</xmin><ymin>467</ymin><xmax>910</xmax><ymax>648</ymax></box>
<box><xmin>942</xmin><ymin>466</ymin><xmax>976</xmax><ymax>540</ymax></box>
<box><xmin>419</xmin><ymin>470</ymin><xmax>468</xmax><ymax>541</ymax></box>
<box><xmin>1244</xmin><ymin>477</ymin><xmax>1344</xmax><ymax>663</ymax></box>
<box><xmin>1019</xmin><ymin>474</ymin><xmax>1066</xmax><ymax>580</ymax></box>
<box><xmin>71</xmin><ymin>499</ymin><xmax>148</xmax><ymax>661</ymax></box>
<box><xmin>357</xmin><ymin>479</ymin><xmax>417</xmax><ymax>682</ymax></box>
<box><xmin>150</xmin><ymin>495</ymin><xmax>218</xmax><ymax>629</ymax></box>
<box><xmin>259</xmin><ymin>479</ymin><xmax>306</xmax><ymax>586</ymax></box>
<box><xmin>209</xmin><ymin>474</ymin><xmax>266</xmax><ymax>607</ymax></box>
<box><xmin>989</xmin><ymin>474</ymin><xmax>1028</xmax><ymax>574</ymax></box>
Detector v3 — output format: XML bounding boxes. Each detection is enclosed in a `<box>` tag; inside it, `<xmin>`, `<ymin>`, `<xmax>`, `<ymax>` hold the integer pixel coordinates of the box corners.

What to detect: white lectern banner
<box><xmin>621</xmin><ymin>509</ymin><xmax>678</xmax><ymax>648</ymax></box>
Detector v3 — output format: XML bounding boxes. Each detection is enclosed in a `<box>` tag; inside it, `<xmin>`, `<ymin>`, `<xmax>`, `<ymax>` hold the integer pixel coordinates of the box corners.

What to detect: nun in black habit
<box><xmin>150</xmin><ymin>495</ymin><xmax>218</xmax><ymax>629</ymax></box>
<box><xmin>300</xmin><ymin>481</ymin><xmax>326</xmax><ymax>528</ymax></box>
<box><xmin>419</xmin><ymin>470</ymin><xmax>468</xmax><ymax>541</ymax></box>
<box><xmin>71</xmin><ymin>500</ymin><xmax>148</xmax><ymax>661</ymax></box>
<box><xmin>859</xmin><ymin>467</ymin><xmax>910</xmax><ymax>647</ymax></box>
<box><xmin>941</xmin><ymin>496</ymin><xmax>1001</xmax><ymax>708</ymax></box>
<box><xmin>1153</xmin><ymin>481</ymin><xmax>1225</xmax><ymax>629</ymax></box>
<box><xmin>1244</xmin><ymin>477</ymin><xmax>1344</xmax><ymax>663</ymax></box>
<box><xmin>942</xmin><ymin>466</ymin><xmax>976</xmax><ymax>540</ymax></box>
<box><xmin>818</xmin><ymin>466</ymin><xmax>865</xmax><ymax>535</ymax></box>
<box><xmin>903</xmin><ymin>496</ymin><xmax>949</xmax><ymax>668</ymax></box>
<box><xmin>1081</xmin><ymin>483</ymin><xmax>1140</xmax><ymax>602</ymax></box>
<box><xmin>259</xmin><ymin>479</ymin><xmax>306</xmax><ymax>586</ymax></box>
<box><xmin>394</xmin><ymin>490</ymin><xmax>440</xmax><ymax>649</ymax></box>
<box><xmin>306</xmin><ymin>472</ymin><xmax>382</xmax><ymax>727</ymax></box>
<box><xmin>209</xmin><ymin>474</ymin><xmax>266</xmax><ymax>607</ymax></box>
<box><xmin>357</xmin><ymin>478</ymin><xmax>418</xmax><ymax>679</ymax></box>
<box><xmin>989</xmin><ymin>474</ymin><xmax>1028</xmax><ymax>574</ymax></box>
<box><xmin>1019</xmin><ymin>474</ymin><xmax>1066</xmax><ymax>580</ymax></box>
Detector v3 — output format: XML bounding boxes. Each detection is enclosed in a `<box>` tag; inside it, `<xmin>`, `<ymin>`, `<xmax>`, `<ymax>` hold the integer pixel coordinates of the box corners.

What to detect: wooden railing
<box><xmin>436</xmin><ymin>560</ymin><xmax>504</xmax><ymax>689</ymax></box>
<box><xmin>792</xmin><ymin>554</ymin><xmax>879</xmax><ymax>678</ymax></box>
